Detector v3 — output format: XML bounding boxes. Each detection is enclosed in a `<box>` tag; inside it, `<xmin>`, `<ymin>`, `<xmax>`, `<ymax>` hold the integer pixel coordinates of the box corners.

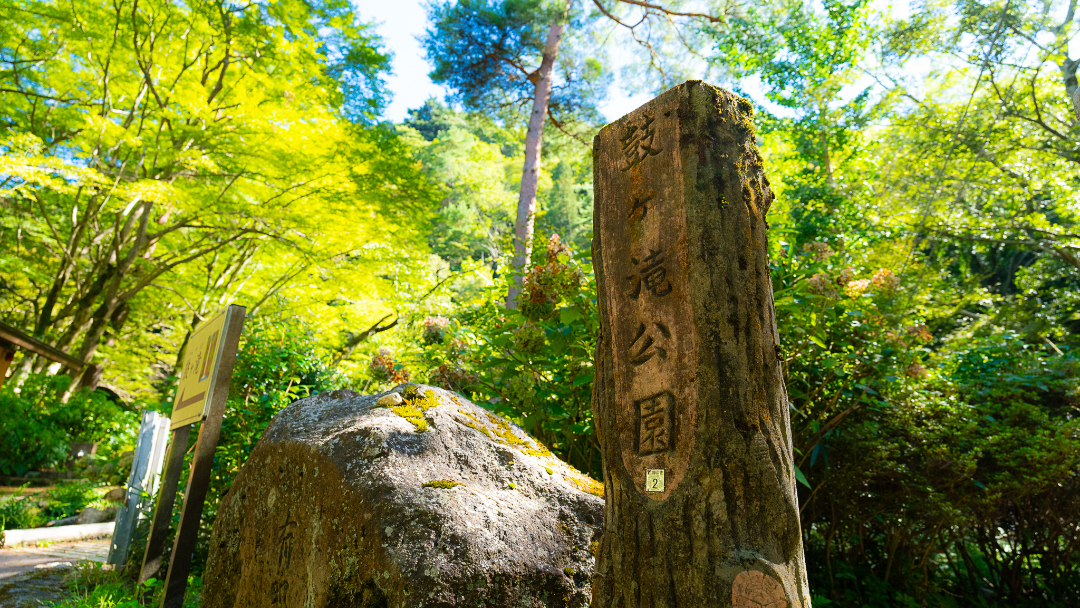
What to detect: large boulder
<box><xmin>203</xmin><ymin>384</ymin><xmax>604</xmax><ymax>608</ymax></box>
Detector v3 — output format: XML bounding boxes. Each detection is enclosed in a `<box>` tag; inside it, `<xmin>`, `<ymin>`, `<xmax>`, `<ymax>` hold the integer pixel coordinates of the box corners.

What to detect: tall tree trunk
<box><xmin>1061</xmin><ymin>57</ymin><xmax>1080</xmax><ymax>121</ymax></box>
<box><xmin>506</xmin><ymin>1</ymin><xmax>570</xmax><ymax>309</ymax></box>
<box><xmin>591</xmin><ymin>81</ymin><xmax>811</xmax><ymax>607</ymax></box>
<box><xmin>1057</xmin><ymin>0</ymin><xmax>1079</xmax><ymax>120</ymax></box>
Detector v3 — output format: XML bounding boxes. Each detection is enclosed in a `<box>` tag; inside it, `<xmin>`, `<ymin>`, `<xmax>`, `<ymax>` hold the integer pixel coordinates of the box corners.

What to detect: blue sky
<box><xmin>358</xmin><ymin>1</ymin><xmax>1080</xmax><ymax>127</ymax></box>
<box><xmin>355</xmin><ymin>0</ymin><xmax>654</xmax><ymax>123</ymax></box>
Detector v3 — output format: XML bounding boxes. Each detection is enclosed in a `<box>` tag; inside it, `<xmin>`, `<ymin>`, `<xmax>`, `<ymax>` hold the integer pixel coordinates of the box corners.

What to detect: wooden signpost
<box><xmin>590</xmin><ymin>82</ymin><xmax>811</xmax><ymax>607</ymax></box>
<box><xmin>139</xmin><ymin>305</ymin><xmax>245</xmax><ymax>608</ymax></box>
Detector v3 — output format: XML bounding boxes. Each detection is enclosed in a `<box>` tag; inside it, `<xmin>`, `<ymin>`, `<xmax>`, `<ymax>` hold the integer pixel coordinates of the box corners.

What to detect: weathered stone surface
<box><xmin>103</xmin><ymin>487</ymin><xmax>127</xmax><ymax>503</ymax></box>
<box><xmin>75</xmin><ymin>506</ymin><xmax>114</xmax><ymax>525</ymax></box>
<box><xmin>591</xmin><ymin>81</ymin><xmax>811</xmax><ymax>607</ymax></box>
<box><xmin>203</xmin><ymin>385</ymin><xmax>604</xmax><ymax>608</ymax></box>
<box><xmin>44</xmin><ymin>516</ymin><xmax>78</xmax><ymax>528</ymax></box>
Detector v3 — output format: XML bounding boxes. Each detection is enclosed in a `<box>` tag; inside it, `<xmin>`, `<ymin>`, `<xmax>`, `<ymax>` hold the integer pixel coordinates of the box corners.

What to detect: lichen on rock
<box><xmin>373</xmin><ymin>384</ymin><xmax>439</xmax><ymax>432</ymax></box>
<box><xmin>421</xmin><ymin>479</ymin><xmax>463</xmax><ymax>489</ymax></box>
<box><xmin>202</xmin><ymin>384</ymin><xmax>603</xmax><ymax>608</ymax></box>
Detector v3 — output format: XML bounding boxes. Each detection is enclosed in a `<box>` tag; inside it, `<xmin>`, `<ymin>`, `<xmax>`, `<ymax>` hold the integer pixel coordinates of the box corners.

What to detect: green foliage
<box><xmin>70</xmin><ymin>450</ymin><xmax>135</xmax><ymax>488</ymax></box>
<box><xmin>401</xmin><ymin>106</ymin><xmax>520</xmax><ymax>268</ymax></box>
<box><xmin>542</xmin><ymin>158</ymin><xmax>593</xmax><ymax>253</ymax></box>
<box><xmin>0</xmin><ymin>481</ymin><xmax>113</xmax><ymax>533</ymax></box>
<box><xmin>417</xmin><ymin>234</ymin><xmax>600</xmax><ymax>476</ymax></box>
<box><xmin>709</xmin><ymin>0</ymin><xmax>1080</xmax><ymax>602</ymax></box>
<box><xmin>0</xmin><ymin>486</ymin><xmax>46</xmax><ymax>532</ymax></box>
<box><xmin>37</xmin><ymin>480</ymin><xmax>104</xmax><ymax>520</ymax></box>
<box><xmin>0</xmin><ymin>373</ymin><xmax>136</xmax><ymax>476</ymax></box>
<box><xmin>800</xmin><ymin>340</ymin><xmax>1080</xmax><ymax>605</ymax></box>
<box><xmin>0</xmin><ymin>0</ymin><xmax>432</xmax><ymax>403</ymax></box>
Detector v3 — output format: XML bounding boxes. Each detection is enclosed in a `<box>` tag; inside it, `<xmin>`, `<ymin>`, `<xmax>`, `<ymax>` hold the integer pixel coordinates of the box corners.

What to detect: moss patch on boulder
<box><xmin>422</xmin><ymin>480</ymin><xmax>464</xmax><ymax>489</ymax></box>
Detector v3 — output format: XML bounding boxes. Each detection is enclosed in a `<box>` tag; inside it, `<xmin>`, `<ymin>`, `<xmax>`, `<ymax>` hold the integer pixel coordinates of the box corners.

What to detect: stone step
<box><xmin>2</xmin><ymin>522</ymin><xmax>114</xmax><ymax>546</ymax></box>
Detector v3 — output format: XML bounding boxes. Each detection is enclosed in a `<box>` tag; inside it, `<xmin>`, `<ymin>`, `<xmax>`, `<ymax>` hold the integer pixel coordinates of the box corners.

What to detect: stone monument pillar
<box><xmin>591</xmin><ymin>81</ymin><xmax>811</xmax><ymax>608</ymax></box>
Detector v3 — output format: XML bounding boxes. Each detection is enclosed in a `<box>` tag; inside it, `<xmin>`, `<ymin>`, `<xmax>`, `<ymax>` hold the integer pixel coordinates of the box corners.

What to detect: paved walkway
<box><xmin>0</xmin><ymin>537</ymin><xmax>110</xmax><ymax>607</ymax></box>
<box><xmin>0</xmin><ymin>537</ymin><xmax>109</xmax><ymax>580</ymax></box>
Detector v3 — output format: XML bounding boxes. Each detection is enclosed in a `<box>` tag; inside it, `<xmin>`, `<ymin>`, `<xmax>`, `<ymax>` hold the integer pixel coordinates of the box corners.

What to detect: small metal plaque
<box><xmin>645</xmin><ymin>469</ymin><xmax>665</xmax><ymax>492</ymax></box>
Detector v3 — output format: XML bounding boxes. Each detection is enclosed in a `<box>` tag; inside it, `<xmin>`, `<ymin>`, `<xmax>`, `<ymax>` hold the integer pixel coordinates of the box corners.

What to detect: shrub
<box><xmin>799</xmin><ymin>331</ymin><xmax>1080</xmax><ymax>606</ymax></box>
<box><xmin>421</xmin><ymin>315</ymin><xmax>450</xmax><ymax>344</ymax></box>
<box><xmin>0</xmin><ymin>486</ymin><xmax>46</xmax><ymax>532</ymax></box>
<box><xmin>71</xmin><ymin>451</ymin><xmax>135</xmax><ymax>487</ymax></box>
<box><xmin>0</xmin><ymin>373</ymin><xmax>137</xmax><ymax>476</ymax></box>
<box><xmin>39</xmin><ymin>480</ymin><xmax>104</xmax><ymax>520</ymax></box>
<box><xmin>432</xmin><ymin>235</ymin><xmax>600</xmax><ymax>477</ymax></box>
<box><xmin>369</xmin><ymin>347</ymin><xmax>410</xmax><ymax>384</ymax></box>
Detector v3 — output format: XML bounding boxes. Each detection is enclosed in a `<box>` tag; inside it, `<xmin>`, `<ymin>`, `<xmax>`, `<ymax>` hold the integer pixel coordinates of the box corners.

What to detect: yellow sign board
<box><xmin>170</xmin><ymin>308</ymin><xmax>232</xmax><ymax>429</ymax></box>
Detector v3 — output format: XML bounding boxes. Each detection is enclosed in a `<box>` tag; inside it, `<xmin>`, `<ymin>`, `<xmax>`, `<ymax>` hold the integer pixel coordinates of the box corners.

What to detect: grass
<box><xmin>43</xmin><ymin>563</ymin><xmax>202</xmax><ymax>608</ymax></box>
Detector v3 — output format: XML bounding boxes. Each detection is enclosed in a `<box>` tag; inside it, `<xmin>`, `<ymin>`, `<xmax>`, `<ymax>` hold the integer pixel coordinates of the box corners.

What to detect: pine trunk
<box><xmin>591</xmin><ymin>81</ymin><xmax>811</xmax><ymax>608</ymax></box>
<box><xmin>506</xmin><ymin>8</ymin><xmax>568</xmax><ymax>309</ymax></box>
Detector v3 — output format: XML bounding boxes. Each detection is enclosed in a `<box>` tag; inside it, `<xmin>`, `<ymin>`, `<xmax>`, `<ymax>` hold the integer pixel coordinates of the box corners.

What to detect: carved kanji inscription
<box><xmin>270</xmin><ymin>513</ymin><xmax>298</xmax><ymax>606</ymax></box>
<box><xmin>620</xmin><ymin>111</ymin><xmax>663</xmax><ymax>171</ymax></box>
<box><xmin>636</xmin><ymin>391</ymin><xmax>673</xmax><ymax>455</ymax></box>
<box><xmin>627</xmin><ymin>247</ymin><xmax>673</xmax><ymax>299</ymax></box>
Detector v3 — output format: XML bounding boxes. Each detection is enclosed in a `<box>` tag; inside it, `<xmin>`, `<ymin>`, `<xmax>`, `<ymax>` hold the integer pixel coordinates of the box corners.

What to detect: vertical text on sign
<box><xmin>198</xmin><ymin>331</ymin><xmax>219</xmax><ymax>382</ymax></box>
<box><xmin>599</xmin><ymin>98</ymin><xmax>699</xmax><ymax>499</ymax></box>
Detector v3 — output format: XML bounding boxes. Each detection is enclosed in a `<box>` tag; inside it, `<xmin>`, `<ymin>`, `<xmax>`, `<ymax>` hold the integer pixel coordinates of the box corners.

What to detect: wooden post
<box><xmin>590</xmin><ymin>81</ymin><xmax>811</xmax><ymax>607</ymax></box>
<box><xmin>0</xmin><ymin>343</ymin><xmax>14</xmax><ymax>391</ymax></box>
<box><xmin>140</xmin><ymin>424</ymin><xmax>192</xmax><ymax>583</ymax></box>
<box><xmin>158</xmin><ymin>306</ymin><xmax>245</xmax><ymax>608</ymax></box>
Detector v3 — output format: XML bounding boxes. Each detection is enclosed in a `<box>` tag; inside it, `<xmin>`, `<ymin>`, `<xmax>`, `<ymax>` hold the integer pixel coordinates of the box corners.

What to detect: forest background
<box><xmin>1</xmin><ymin>0</ymin><xmax>1078</xmax><ymax>605</ymax></box>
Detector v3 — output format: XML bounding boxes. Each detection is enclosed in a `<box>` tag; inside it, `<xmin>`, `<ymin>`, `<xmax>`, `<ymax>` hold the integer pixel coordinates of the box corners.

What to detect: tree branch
<box><xmin>609</xmin><ymin>0</ymin><xmax>726</xmax><ymax>24</ymax></box>
<box><xmin>331</xmin><ymin>313</ymin><xmax>400</xmax><ymax>367</ymax></box>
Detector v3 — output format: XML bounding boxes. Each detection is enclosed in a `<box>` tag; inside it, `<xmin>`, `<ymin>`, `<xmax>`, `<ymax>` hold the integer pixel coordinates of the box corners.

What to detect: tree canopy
<box><xmin>0</xmin><ymin>0</ymin><xmax>438</xmax><ymax>396</ymax></box>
